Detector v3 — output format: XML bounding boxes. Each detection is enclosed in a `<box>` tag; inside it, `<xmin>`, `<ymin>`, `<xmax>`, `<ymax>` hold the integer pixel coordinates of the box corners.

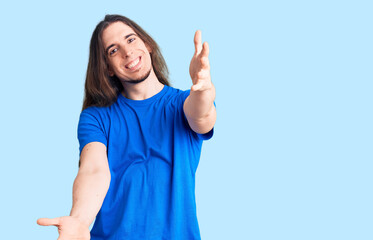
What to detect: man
<box><xmin>37</xmin><ymin>14</ymin><xmax>216</xmax><ymax>240</ymax></box>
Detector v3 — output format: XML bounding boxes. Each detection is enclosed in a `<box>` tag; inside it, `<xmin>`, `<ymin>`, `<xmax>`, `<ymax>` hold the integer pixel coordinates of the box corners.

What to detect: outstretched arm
<box><xmin>184</xmin><ymin>30</ymin><xmax>216</xmax><ymax>134</ymax></box>
<box><xmin>37</xmin><ymin>142</ymin><xmax>111</xmax><ymax>239</ymax></box>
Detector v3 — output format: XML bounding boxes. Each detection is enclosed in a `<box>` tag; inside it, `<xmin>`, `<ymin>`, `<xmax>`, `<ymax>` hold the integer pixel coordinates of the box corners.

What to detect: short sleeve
<box><xmin>179</xmin><ymin>90</ymin><xmax>215</xmax><ymax>141</ymax></box>
<box><xmin>77</xmin><ymin>108</ymin><xmax>108</xmax><ymax>156</ymax></box>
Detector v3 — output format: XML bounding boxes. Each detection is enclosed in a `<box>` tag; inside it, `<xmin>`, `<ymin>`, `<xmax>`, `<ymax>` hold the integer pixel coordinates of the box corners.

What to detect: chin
<box><xmin>122</xmin><ymin>68</ymin><xmax>152</xmax><ymax>84</ymax></box>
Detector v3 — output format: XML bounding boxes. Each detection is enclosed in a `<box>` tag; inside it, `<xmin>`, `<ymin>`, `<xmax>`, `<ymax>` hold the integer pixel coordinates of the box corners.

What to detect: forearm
<box><xmin>69</xmin><ymin>170</ymin><xmax>111</xmax><ymax>227</ymax></box>
<box><xmin>184</xmin><ymin>84</ymin><xmax>216</xmax><ymax>134</ymax></box>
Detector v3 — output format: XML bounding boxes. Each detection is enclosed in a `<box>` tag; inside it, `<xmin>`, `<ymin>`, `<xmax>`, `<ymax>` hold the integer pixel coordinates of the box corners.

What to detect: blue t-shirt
<box><xmin>77</xmin><ymin>85</ymin><xmax>214</xmax><ymax>240</ymax></box>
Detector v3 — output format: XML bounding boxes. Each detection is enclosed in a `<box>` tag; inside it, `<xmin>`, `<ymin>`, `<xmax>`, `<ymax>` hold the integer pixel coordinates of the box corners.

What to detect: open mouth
<box><xmin>125</xmin><ymin>57</ymin><xmax>141</xmax><ymax>71</ymax></box>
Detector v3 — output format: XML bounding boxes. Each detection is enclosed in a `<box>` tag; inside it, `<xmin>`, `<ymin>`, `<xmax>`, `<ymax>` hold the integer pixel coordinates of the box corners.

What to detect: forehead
<box><xmin>102</xmin><ymin>21</ymin><xmax>136</xmax><ymax>47</ymax></box>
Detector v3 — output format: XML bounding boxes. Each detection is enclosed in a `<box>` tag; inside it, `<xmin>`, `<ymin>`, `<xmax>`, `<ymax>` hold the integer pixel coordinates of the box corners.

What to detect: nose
<box><xmin>120</xmin><ymin>44</ymin><xmax>133</xmax><ymax>58</ymax></box>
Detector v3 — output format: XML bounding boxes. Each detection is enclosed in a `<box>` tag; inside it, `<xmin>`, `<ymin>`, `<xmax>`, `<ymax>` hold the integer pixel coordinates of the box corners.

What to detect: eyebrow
<box><xmin>105</xmin><ymin>33</ymin><xmax>137</xmax><ymax>54</ymax></box>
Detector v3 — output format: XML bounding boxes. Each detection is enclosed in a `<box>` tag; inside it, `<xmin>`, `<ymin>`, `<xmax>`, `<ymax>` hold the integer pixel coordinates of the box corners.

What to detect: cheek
<box><xmin>144</xmin><ymin>54</ymin><xmax>152</xmax><ymax>67</ymax></box>
<box><xmin>108</xmin><ymin>58</ymin><xmax>120</xmax><ymax>69</ymax></box>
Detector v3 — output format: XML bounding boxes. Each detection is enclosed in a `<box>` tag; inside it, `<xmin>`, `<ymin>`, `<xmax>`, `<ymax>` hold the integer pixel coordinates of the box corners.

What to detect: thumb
<box><xmin>191</xmin><ymin>81</ymin><xmax>204</xmax><ymax>92</ymax></box>
<box><xmin>37</xmin><ymin>217</ymin><xmax>61</xmax><ymax>226</ymax></box>
<box><xmin>194</xmin><ymin>30</ymin><xmax>202</xmax><ymax>54</ymax></box>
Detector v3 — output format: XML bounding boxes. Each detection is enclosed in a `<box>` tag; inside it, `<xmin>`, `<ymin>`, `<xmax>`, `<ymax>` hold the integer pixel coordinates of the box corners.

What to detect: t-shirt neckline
<box><xmin>118</xmin><ymin>85</ymin><xmax>169</xmax><ymax>106</ymax></box>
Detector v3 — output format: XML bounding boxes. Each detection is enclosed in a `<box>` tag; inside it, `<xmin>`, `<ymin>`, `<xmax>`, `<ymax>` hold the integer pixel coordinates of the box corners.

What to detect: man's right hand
<box><xmin>37</xmin><ymin>216</ymin><xmax>90</xmax><ymax>240</ymax></box>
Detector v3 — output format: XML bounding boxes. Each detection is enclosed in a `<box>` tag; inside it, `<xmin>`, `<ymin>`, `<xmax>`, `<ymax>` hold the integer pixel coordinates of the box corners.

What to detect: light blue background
<box><xmin>0</xmin><ymin>0</ymin><xmax>372</xmax><ymax>239</ymax></box>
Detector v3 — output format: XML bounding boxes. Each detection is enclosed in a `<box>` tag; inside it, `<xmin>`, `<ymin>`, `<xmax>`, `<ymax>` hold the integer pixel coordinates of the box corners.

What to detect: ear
<box><xmin>108</xmin><ymin>68</ymin><xmax>115</xmax><ymax>77</ymax></box>
<box><xmin>106</xmin><ymin>63</ymin><xmax>114</xmax><ymax>76</ymax></box>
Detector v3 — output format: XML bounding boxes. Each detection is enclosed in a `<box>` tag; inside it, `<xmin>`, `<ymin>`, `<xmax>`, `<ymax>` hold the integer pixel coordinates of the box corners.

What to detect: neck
<box><xmin>121</xmin><ymin>69</ymin><xmax>164</xmax><ymax>100</ymax></box>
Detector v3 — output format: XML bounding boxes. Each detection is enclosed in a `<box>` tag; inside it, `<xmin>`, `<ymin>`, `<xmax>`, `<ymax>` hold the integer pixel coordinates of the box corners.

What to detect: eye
<box><xmin>109</xmin><ymin>48</ymin><xmax>118</xmax><ymax>56</ymax></box>
<box><xmin>128</xmin><ymin>37</ymin><xmax>135</xmax><ymax>44</ymax></box>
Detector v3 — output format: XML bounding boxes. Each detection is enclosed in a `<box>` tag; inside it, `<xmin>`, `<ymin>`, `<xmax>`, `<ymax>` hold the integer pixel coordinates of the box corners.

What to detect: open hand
<box><xmin>37</xmin><ymin>216</ymin><xmax>90</xmax><ymax>240</ymax></box>
<box><xmin>189</xmin><ymin>30</ymin><xmax>212</xmax><ymax>92</ymax></box>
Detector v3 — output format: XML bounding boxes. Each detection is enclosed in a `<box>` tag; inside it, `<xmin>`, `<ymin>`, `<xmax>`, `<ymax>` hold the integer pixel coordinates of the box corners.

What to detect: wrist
<box><xmin>69</xmin><ymin>213</ymin><xmax>92</xmax><ymax>228</ymax></box>
<box><xmin>190</xmin><ymin>82</ymin><xmax>215</xmax><ymax>98</ymax></box>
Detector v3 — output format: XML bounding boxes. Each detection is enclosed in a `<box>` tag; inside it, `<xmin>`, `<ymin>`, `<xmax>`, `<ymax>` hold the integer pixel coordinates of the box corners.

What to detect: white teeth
<box><xmin>127</xmin><ymin>58</ymin><xmax>140</xmax><ymax>69</ymax></box>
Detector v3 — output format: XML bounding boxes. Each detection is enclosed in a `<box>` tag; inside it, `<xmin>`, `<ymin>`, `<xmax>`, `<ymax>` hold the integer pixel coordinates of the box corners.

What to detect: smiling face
<box><xmin>102</xmin><ymin>21</ymin><xmax>153</xmax><ymax>84</ymax></box>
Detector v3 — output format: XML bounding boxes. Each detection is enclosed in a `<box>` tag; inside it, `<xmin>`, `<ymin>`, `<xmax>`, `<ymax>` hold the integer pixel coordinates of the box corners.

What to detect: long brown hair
<box><xmin>82</xmin><ymin>14</ymin><xmax>171</xmax><ymax>111</ymax></box>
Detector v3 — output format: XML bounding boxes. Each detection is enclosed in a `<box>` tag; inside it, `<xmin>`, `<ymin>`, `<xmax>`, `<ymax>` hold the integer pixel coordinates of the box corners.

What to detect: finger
<box><xmin>197</xmin><ymin>69</ymin><xmax>209</xmax><ymax>79</ymax></box>
<box><xmin>194</xmin><ymin>30</ymin><xmax>202</xmax><ymax>54</ymax></box>
<box><xmin>37</xmin><ymin>217</ymin><xmax>60</xmax><ymax>226</ymax></box>
<box><xmin>201</xmin><ymin>56</ymin><xmax>210</xmax><ymax>69</ymax></box>
<box><xmin>200</xmin><ymin>42</ymin><xmax>209</xmax><ymax>57</ymax></box>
